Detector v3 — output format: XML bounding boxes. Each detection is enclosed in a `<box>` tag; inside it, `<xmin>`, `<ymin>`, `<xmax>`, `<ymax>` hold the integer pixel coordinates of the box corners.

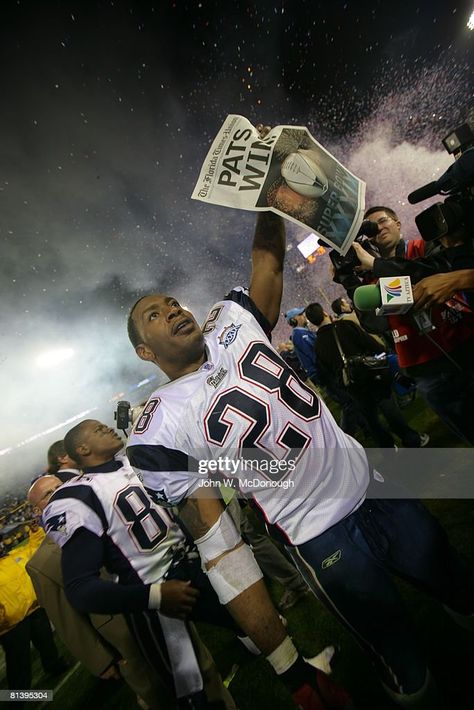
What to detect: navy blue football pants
<box><xmin>287</xmin><ymin>496</ymin><xmax>473</xmax><ymax>696</ymax></box>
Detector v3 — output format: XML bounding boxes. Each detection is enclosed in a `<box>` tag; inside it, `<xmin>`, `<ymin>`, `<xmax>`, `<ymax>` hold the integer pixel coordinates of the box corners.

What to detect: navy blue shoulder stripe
<box><xmin>50</xmin><ymin>485</ymin><xmax>108</xmax><ymax>531</ymax></box>
<box><xmin>224</xmin><ymin>289</ymin><xmax>272</xmax><ymax>338</ymax></box>
<box><xmin>127</xmin><ymin>444</ymin><xmax>199</xmax><ymax>473</ymax></box>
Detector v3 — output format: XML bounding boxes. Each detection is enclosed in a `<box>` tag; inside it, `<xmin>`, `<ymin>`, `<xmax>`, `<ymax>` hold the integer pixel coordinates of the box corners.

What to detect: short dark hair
<box><xmin>64</xmin><ymin>421</ymin><xmax>91</xmax><ymax>464</ymax></box>
<box><xmin>127</xmin><ymin>296</ymin><xmax>147</xmax><ymax>348</ymax></box>
<box><xmin>364</xmin><ymin>205</ymin><xmax>399</xmax><ymax>221</ymax></box>
<box><xmin>47</xmin><ymin>441</ymin><xmax>67</xmax><ymax>475</ymax></box>
<box><xmin>305</xmin><ymin>302</ymin><xmax>324</xmax><ymax>326</ymax></box>
<box><xmin>331</xmin><ymin>298</ymin><xmax>344</xmax><ymax>316</ymax></box>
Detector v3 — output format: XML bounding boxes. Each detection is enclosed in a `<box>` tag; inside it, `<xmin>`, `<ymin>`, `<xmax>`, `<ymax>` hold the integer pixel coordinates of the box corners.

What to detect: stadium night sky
<box><xmin>1</xmin><ymin>0</ymin><xmax>473</xmax><ymax>489</ymax></box>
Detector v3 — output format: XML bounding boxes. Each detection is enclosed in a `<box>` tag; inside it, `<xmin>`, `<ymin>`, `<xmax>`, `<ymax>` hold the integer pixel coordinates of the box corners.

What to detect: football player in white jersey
<box><xmin>40</xmin><ymin>420</ymin><xmax>241</xmax><ymax>708</ymax></box>
<box><xmin>27</xmin><ymin>473</ymin><xmax>235</xmax><ymax>710</ymax></box>
<box><xmin>126</xmin><ymin>199</ymin><xmax>474</xmax><ymax>709</ymax></box>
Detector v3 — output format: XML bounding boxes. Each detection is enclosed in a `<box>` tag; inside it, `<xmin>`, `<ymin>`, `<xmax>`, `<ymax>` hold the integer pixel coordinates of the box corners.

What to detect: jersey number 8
<box><xmin>115</xmin><ymin>485</ymin><xmax>170</xmax><ymax>551</ymax></box>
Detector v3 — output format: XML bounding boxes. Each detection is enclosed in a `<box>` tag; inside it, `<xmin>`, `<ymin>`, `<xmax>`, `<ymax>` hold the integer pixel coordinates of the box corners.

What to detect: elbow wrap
<box><xmin>206</xmin><ymin>543</ymin><xmax>263</xmax><ymax>605</ymax></box>
<box><xmin>195</xmin><ymin>508</ymin><xmax>241</xmax><ymax>564</ymax></box>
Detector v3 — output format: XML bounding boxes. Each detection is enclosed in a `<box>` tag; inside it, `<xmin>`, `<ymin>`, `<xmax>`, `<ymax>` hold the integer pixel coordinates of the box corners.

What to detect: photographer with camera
<box><xmin>328</xmin><ymin>217</ymin><xmax>394</xmax><ymax>341</ymax></box>
<box><xmin>351</xmin><ymin>203</ymin><xmax>474</xmax><ymax>445</ymax></box>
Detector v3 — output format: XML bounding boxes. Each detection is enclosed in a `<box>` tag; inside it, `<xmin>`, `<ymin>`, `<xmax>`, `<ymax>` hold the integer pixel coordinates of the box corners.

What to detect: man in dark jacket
<box><xmin>306</xmin><ymin>303</ymin><xmax>428</xmax><ymax>449</ymax></box>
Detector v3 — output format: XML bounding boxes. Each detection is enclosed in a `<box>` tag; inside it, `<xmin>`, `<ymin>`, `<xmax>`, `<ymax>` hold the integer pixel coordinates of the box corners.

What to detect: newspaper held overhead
<box><xmin>192</xmin><ymin>114</ymin><xmax>366</xmax><ymax>255</ymax></box>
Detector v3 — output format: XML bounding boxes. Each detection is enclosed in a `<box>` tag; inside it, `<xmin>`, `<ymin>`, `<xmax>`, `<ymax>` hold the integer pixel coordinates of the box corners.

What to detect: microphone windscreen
<box><xmin>407</xmin><ymin>181</ymin><xmax>439</xmax><ymax>205</ymax></box>
<box><xmin>353</xmin><ymin>284</ymin><xmax>382</xmax><ymax>311</ymax></box>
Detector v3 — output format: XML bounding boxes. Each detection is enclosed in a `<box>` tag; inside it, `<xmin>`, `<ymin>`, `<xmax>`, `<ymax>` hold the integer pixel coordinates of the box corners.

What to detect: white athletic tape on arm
<box><xmin>148</xmin><ymin>583</ymin><xmax>162</xmax><ymax>610</ymax></box>
<box><xmin>195</xmin><ymin>508</ymin><xmax>242</xmax><ymax>564</ymax></box>
<box><xmin>206</xmin><ymin>543</ymin><xmax>263</xmax><ymax>605</ymax></box>
<box><xmin>266</xmin><ymin>635</ymin><xmax>298</xmax><ymax>675</ymax></box>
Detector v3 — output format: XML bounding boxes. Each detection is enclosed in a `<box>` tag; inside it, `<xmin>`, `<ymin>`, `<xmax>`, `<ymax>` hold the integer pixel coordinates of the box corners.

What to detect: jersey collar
<box><xmin>82</xmin><ymin>458</ymin><xmax>123</xmax><ymax>474</ymax></box>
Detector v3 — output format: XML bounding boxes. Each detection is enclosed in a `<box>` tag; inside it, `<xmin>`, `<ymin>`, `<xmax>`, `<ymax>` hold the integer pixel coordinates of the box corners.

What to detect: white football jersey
<box><xmin>127</xmin><ymin>290</ymin><xmax>369</xmax><ymax>545</ymax></box>
<box><xmin>43</xmin><ymin>453</ymin><xmax>186</xmax><ymax>584</ymax></box>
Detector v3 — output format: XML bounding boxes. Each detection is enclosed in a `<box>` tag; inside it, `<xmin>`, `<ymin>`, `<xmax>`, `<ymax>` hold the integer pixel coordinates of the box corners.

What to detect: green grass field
<box><xmin>1</xmin><ymin>394</ymin><xmax>473</xmax><ymax>709</ymax></box>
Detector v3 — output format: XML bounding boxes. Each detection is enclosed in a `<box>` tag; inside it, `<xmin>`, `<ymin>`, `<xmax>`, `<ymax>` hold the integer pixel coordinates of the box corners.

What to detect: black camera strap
<box><xmin>331</xmin><ymin>323</ymin><xmax>349</xmax><ymax>366</ymax></box>
<box><xmin>331</xmin><ymin>323</ymin><xmax>352</xmax><ymax>387</ymax></box>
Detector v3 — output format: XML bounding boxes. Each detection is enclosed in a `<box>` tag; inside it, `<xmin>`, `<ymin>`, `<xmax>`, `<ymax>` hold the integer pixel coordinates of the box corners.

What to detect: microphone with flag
<box><xmin>354</xmin><ymin>277</ymin><xmax>414</xmax><ymax>315</ymax></box>
<box><xmin>354</xmin><ymin>277</ymin><xmax>436</xmax><ymax>334</ymax></box>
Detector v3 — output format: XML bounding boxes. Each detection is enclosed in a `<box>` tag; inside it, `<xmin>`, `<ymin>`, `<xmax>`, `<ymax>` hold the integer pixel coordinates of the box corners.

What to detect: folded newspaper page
<box><xmin>192</xmin><ymin>115</ymin><xmax>366</xmax><ymax>255</ymax></box>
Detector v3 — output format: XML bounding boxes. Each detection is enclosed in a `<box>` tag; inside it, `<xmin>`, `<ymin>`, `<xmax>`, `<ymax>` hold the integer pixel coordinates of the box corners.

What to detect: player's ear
<box><xmin>136</xmin><ymin>343</ymin><xmax>156</xmax><ymax>363</ymax></box>
<box><xmin>77</xmin><ymin>443</ymin><xmax>90</xmax><ymax>458</ymax></box>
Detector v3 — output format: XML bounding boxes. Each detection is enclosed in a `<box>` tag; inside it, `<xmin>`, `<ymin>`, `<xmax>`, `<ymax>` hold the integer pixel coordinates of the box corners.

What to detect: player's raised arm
<box><xmin>249</xmin><ymin>211</ymin><xmax>286</xmax><ymax>330</ymax></box>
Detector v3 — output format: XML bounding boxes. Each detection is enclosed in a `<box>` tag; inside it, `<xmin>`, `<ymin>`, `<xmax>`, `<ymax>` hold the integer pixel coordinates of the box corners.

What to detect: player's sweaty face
<box><xmin>133</xmin><ymin>294</ymin><xmax>203</xmax><ymax>360</ymax></box>
<box><xmin>82</xmin><ymin>420</ymin><xmax>123</xmax><ymax>458</ymax></box>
